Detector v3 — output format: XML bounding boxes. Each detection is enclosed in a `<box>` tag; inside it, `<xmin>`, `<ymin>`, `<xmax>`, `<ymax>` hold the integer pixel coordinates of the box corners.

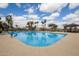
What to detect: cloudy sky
<box><xmin>0</xmin><ymin>3</ymin><xmax>79</xmax><ymax>28</ymax></box>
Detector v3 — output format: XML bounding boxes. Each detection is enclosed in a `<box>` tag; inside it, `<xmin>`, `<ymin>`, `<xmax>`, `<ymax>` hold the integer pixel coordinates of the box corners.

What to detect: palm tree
<box><xmin>53</xmin><ymin>24</ymin><xmax>57</xmax><ymax>31</ymax></box>
<box><xmin>63</xmin><ymin>24</ymin><xmax>67</xmax><ymax>32</ymax></box>
<box><xmin>43</xmin><ymin>19</ymin><xmax>46</xmax><ymax>27</ymax></box>
<box><xmin>27</xmin><ymin>21</ymin><xmax>34</xmax><ymax>30</ymax></box>
<box><xmin>15</xmin><ymin>25</ymin><xmax>18</xmax><ymax>28</ymax></box>
<box><xmin>2</xmin><ymin>22</ymin><xmax>9</xmax><ymax>31</ymax></box>
<box><xmin>35</xmin><ymin>21</ymin><xmax>39</xmax><ymax>30</ymax></box>
<box><xmin>48</xmin><ymin>24</ymin><xmax>57</xmax><ymax>31</ymax></box>
<box><xmin>15</xmin><ymin>25</ymin><xmax>19</xmax><ymax>29</ymax></box>
<box><xmin>0</xmin><ymin>17</ymin><xmax>1</xmax><ymax>20</ymax></box>
<box><xmin>14</xmin><ymin>25</ymin><xmax>19</xmax><ymax>31</ymax></box>
<box><xmin>6</xmin><ymin>15</ymin><xmax>13</xmax><ymax>29</ymax></box>
<box><xmin>0</xmin><ymin>17</ymin><xmax>3</xmax><ymax>33</ymax></box>
<box><xmin>35</xmin><ymin>21</ymin><xmax>38</xmax><ymax>24</ymax></box>
<box><xmin>41</xmin><ymin>19</ymin><xmax>46</xmax><ymax>31</ymax></box>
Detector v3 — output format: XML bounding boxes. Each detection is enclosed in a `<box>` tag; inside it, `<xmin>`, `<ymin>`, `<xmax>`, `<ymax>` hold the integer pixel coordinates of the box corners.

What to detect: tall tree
<box><xmin>35</xmin><ymin>21</ymin><xmax>39</xmax><ymax>30</ymax></box>
<box><xmin>0</xmin><ymin>17</ymin><xmax>1</xmax><ymax>20</ymax></box>
<box><xmin>41</xmin><ymin>19</ymin><xmax>46</xmax><ymax>31</ymax></box>
<box><xmin>6</xmin><ymin>15</ymin><xmax>13</xmax><ymax>28</ymax></box>
<box><xmin>15</xmin><ymin>25</ymin><xmax>18</xmax><ymax>28</ymax></box>
<box><xmin>0</xmin><ymin>17</ymin><xmax>2</xmax><ymax>33</ymax></box>
<box><xmin>27</xmin><ymin>21</ymin><xmax>34</xmax><ymax>30</ymax></box>
<box><xmin>48</xmin><ymin>24</ymin><xmax>57</xmax><ymax>31</ymax></box>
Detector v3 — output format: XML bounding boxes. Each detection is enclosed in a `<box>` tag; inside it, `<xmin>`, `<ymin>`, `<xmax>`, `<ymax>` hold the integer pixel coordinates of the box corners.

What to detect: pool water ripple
<box><xmin>9</xmin><ymin>31</ymin><xmax>66</xmax><ymax>47</ymax></box>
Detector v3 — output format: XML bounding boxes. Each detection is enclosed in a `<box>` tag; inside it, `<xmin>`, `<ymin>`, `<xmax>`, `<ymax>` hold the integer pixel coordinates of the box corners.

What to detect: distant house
<box><xmin>64</xmin><ymin>23</ymin><xmax>79</xmax><ymax>32</ymax></box>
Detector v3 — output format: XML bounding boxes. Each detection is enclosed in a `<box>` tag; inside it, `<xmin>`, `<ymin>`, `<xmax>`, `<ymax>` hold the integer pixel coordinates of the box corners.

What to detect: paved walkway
<box><xmin>0</xmin><ymin>33</ymin><xmax>79</xmax><ymax>56</ymax></box>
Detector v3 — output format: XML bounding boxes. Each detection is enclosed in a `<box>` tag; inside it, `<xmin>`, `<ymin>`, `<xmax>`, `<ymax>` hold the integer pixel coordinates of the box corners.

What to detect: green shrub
<box><xmin>0</xmin><ymin>28</ymin><xmax>2</xmax><ymax>33</ymax></box>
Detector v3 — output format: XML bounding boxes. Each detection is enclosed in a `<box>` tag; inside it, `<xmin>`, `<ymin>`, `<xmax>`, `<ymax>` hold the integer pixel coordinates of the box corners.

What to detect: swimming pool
<box><xmin>9</xmin><ymin>31</ymin><xmax>66</xmax><ymax>47</ymax></box>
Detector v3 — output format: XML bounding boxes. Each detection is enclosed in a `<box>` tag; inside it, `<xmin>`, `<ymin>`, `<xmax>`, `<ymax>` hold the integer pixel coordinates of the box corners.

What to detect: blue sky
<box><xmin>0</xmin><ymin>3</ymin><xmax>41</xmax><ymax>16</ymax></box>
<box><xmin>0</xmin><ymin>3</ymin><xmax>79</xmax><ymax>19</ymax></box>
<box><xmin>0</xmin><ymin>3</ymin><xmax>79</xmax><ymax>28</ymax></box>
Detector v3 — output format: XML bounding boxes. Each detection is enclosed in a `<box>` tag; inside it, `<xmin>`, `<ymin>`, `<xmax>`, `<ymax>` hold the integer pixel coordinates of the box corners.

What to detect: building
<box><xmin>64</xmin><ymin>23</ymin><xmax>79</xmax><ymax>32</ymax></box>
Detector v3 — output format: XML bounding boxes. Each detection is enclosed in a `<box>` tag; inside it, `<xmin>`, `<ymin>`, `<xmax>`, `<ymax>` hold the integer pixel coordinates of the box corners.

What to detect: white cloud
<box><xmin>39</xmin><ymin>3</ymin><xmax>67</xmax><ymax>13</ymax></box>
<box><xmin>7</xmin><ymin>13</ymin><xmax>39</xmax><ymax>28</ymax></box>
<box><xmin>43</xmin><ymin>16</ymin><xmax>55</xmax><ymax>21</ymax></box>
<box><xmin>43</xmin><ymin>12</ymin><xmax>59</xmax><ymax>21</ymax></box>
<box><xmin>0</xmin><ymin>11</ymin><xmax>39</xmax><ymax>28</ymax></box>
<box><xmin>13</xmin><ymin>15</ymin><xmax>40</xmax><ymax>28</ymax></box>
<box><xmin>55</xmin><ymin>10</ymin><xmax>79</xmax><ymax>29</ymax></box>
<box><xmin>0</xmin><ymin>14</ymin><xmax>27</xmax><ymax>28</ymax></box>
<box><xmin>16</xmin><ymin>3</ymin><xmax>21</xmax><ymax>7</ymax></box>
<box><xmin>50</xmin><ymin>12</ymin><xmax>59</xmax><ymax>17</ymax></box>
<box><xmin>42</xmin><ymin>12</ymin><xmax>60</xmax><ymax>28</ymax></box>
<box><xmin>0</xmin><ymin>17</ymin><xmax>6</xmax><ymax>22</ymax></box>
<box><xmin>12</xmin><ymin>16</ymin><xmax>27</xmax><ymax>28</ymax></box>
<box><xmin>24</xmin><ymin>7</ymin><xmax>34</xmax><ymax>14</ymax></box>
<box><xmin>0</xmin><ymin>3</ymin><xmax>8</xmax><ymax>8</ymax></box>
<box><xmin>0</xmin><ymin>13</ymin><xmax>4</xmax><ymax>17</ymax></box>
<box><xmin>8</xmin><ymin>13</ymin><xmax>14</xmax><ymax>16</ymax></box>
<box><xmin>62</xmin><ymin>10</ymin><xmax>79</xmax><ymax>25</ymax></box>
<box><xmin>75</xmin><ymin>10</ymin><xmax>79</xmax><ymax>15</ymax></box>
<box><xmin>69</xmin><ymin>3</ymin><xmax>79</xmax><ymax>9</ymax></box>
<box><xmin>23</xmin><ymin>14</ymin><xmax>40</xmax><ymax>20</ymax></box>
<box><xmin>63</xmin><ymin>13</ymin><xmax>77</xmax><ymax>21</ymax></box>
<box><xmin>7</xmin><ymin>14</ymin><xmax>40</xmax><ymax>28</ymax></box>
<box><xmin>28</xmin><ymin>14</ymin><xmax>39</xmax><ymax>20</ymax></box>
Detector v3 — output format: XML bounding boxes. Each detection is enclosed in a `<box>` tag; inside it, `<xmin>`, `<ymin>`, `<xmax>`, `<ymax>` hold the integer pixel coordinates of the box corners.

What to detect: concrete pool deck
<box><xmin>0</xmin><ymin>32</ymin><xmax>79</xmax><ymax>56</ymax></box>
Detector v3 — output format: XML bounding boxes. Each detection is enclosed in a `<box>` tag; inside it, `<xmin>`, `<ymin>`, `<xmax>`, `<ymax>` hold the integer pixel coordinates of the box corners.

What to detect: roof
<box><xmin>64</xmin><ymin>23</ymin><xmax>79</xmax><ymax>27</ymax></box>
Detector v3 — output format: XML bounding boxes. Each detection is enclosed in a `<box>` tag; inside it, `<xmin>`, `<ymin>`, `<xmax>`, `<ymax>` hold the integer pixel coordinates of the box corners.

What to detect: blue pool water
<box><xmin>9</xmin><ymin>31</ymin><xmax>66</xmax><ymax>47</ymax></box>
